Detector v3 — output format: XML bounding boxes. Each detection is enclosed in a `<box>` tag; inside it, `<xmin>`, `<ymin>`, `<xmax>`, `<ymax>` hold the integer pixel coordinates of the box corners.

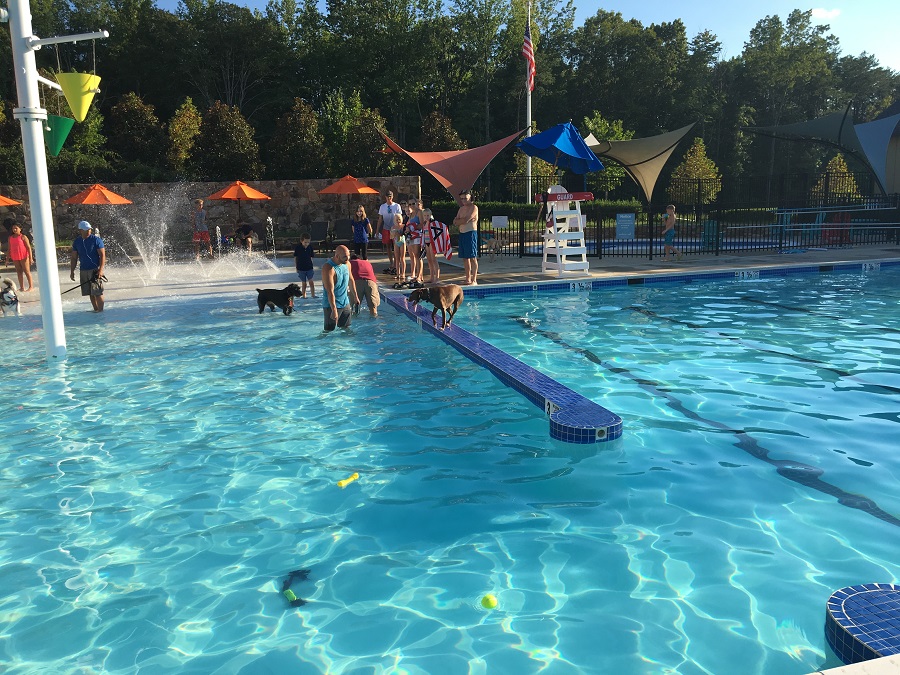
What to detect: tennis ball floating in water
<box><xmin>481</xmin><ymin>594</ymin><xmax>498</xmax><ymax>609</ymax></box>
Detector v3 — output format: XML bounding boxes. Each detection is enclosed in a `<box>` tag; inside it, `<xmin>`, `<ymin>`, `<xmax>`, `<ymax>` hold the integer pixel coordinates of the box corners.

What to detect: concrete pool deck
<box><xmin>8</xmin><ymin>241</ymin><xmax>900</xmax><ymax>308</ymax></box>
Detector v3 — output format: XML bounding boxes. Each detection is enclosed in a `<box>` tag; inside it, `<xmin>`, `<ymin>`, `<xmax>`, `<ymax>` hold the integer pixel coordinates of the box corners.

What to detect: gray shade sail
<box><xmin>746</xmin><ymin>103</ymin><xmax>900</xmax><ymax>194</ymax></box>
<box><xmin>585</xmin><ymin>123</ymin><xmax>696</xmax><ymax>202</ymax></box>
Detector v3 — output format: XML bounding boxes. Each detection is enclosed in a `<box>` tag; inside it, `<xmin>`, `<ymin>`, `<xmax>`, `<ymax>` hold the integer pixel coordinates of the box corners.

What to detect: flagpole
<box><xmin>525</xmin><ymin>3</ymin><xmax>532</xmax><ymax>204</ymax></box>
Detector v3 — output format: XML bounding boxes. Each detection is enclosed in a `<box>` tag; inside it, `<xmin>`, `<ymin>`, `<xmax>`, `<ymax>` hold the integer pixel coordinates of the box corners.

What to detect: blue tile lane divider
<box><xmin>384</xmin><ymin>293</ymin><xmax>623</xmax><ymax>444</ymax></box>
<box><xmin>826</xmin><ymin>584</ymin><xmax>900</xmax><ymax>664</ymax></box>
<box><xmin>384</xmin><ymin>259</ymin><xmax>899</xmax><ymax>444</ymax></box>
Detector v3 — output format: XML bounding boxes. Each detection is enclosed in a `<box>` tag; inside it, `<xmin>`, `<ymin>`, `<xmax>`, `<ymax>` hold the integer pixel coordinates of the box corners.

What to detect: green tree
<box><xmin>833</xmin><ymin>53</ymin><xmax>898</xmax><ymax>122</ymax></box>
<box><xmin>0</xmin><ymin>99</ymin><xmax>25</xmax><ymax>185</ymax></box>
<box><xmin>344</xmin><ymin>108</ymin><xmax>401</xmax><ymax>177</ymax></box>
<box><xmin>107</xmin><ymin>92</ymin><xmax>167</xmax><ymax>178</ymax></box>
<box><xmin>190</xmin><ymin>102</ymin><xmax>263</xmax><ymax>181</ymax></box>
<box><xmin>318</xmin><ymin>89</ymin><xmax>364</xmax><ymax>173</ymax></box>
<box><xmin>667</xmin><ymin>137</ymin><xmax>722</xmax><ymax>204</ymax></box>
<box><xmin>168</xmin><ymin>97</ymin><xmax>203</xmax><ymax>178</ymax></box>
<box><xmin>266</xmin><ymin>98</ymin><xmax>329</xmax><ymax>178</ymax></box>
<box><xmin>581</xmin><ymin>110</ymin><xmax>634</xmax><ymax>198</ymax></box>
<box><xmin>419</xmin><ymin>111</ymin><xmax>467</xmax><ymax>151</ymax></box>
<box><xmin>48</xmin><ymin>106</ymin><xmax>112</xmax><ymax>183</ymax></box>
<box><xmin>810</xmin><ymin>153</ymin><xmax>861</xmax><ymax>203</ymax></box>
<box><xmin>740</xmin><ymin>10</ymin><xmax>838</xmax><ymax>176</ymax></box>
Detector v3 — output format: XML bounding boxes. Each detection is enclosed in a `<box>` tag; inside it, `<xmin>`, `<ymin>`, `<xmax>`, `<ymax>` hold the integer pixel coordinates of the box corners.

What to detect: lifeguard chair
<box><xmin>538</xmin><ymin>185</ymin><xmax>592</xmax><ymax>277</ymax></box>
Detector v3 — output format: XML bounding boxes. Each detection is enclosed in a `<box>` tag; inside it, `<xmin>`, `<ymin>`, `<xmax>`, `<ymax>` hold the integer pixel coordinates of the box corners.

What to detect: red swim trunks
<box><xmin>193</xmin><ymin>231</ymin><xmax>211</xmax><ymax>243</ymax></box>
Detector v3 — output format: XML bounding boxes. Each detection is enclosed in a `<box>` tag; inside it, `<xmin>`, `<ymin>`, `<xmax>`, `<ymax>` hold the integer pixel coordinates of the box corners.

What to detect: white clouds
<box><xmin>811</xmin><ymin>8</ymin><xmax>841</xmax><ymax>21</ymax></box>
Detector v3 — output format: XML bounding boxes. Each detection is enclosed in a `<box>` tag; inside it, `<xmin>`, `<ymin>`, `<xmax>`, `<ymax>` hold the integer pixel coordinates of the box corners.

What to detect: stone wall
<box><xmin>0</xmin><ymin>176</ymin><xmax>420</xmax><ymax>251</ymax></box>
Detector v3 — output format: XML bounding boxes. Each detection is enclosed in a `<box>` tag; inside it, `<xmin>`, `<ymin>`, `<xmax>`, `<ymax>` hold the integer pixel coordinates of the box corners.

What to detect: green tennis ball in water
<box><xmin>481</xmin><ymin>594</ymin><xmax>498</xmax><ymax>609</ymax></box>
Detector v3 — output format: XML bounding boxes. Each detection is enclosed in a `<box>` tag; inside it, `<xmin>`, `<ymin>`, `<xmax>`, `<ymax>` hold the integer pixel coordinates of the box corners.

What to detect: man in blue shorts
<box><xmin>453</xmin><ymin>188</ymin><xmax>479</xmax><ymax>285</ymax></box>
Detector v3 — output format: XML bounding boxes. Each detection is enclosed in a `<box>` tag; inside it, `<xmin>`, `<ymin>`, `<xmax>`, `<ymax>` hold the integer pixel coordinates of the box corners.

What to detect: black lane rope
<box><xmin>626</xmin><ymin>304</ymin><xmax>900</xmax><ymax>398</ymax></box>
<box><xmin>739</xmin><ymin>294</ymin><xmax>900</xmax><ymax>336</ymax></box>
<box><xmin>513</xmin><ymin>314</ymin><xmax>900</xmax><ymax>528</ymax></box>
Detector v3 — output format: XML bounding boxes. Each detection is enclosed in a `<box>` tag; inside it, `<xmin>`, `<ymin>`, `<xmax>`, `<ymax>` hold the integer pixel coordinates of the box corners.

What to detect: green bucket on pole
<box><xmin>44</xmin><ymin>115</ymin><xmax>75</xmax><ymax>157</ymax></box>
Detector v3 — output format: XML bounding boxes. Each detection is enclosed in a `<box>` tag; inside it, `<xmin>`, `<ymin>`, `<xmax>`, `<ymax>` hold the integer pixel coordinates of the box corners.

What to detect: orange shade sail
<box><xmin>0</xmin><ymin>194</ymin><xmax>22</xmax><ymax>206</ymax></box>
<box><xmin>379</xmin><ymin>128</ymin><xmax>526</xmax><ymax>200</ymax></box>
<box><xmin>206</xmin><ymin>180</ymin><xmax>271</xmax><ymax>202</ymax></box>
<box><xmin>318</xmin><ymin>175</ymin><xmax>380</xmax><ymax>195</ymax></box>
<box><xmin>64</xmin><ymin>184</ymin><xmax>133</xmax><ymax>205</ymax></box>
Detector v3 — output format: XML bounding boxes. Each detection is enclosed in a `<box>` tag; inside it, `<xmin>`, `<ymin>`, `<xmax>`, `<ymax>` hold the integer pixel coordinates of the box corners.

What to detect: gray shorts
<box><xmin>80</xmin><ymin>268</ymin><xmax>103</xmax><ymax>296</ymax></box>
<box><xmin>356</xmin><ymin>279</ymin><xmax>380</xmax><ymax>310</ymax></box>
<box><xmin>323</xmin><ymin>305</ymin><xmax>352</xmax><ymax>331</ymax></box>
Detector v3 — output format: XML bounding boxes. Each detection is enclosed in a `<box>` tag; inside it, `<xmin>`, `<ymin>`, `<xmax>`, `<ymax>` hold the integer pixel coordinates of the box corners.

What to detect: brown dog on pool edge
<box><xmin>257</xmin><ymin>283</ymin><xmax>303</xmax><ymax>315</ymax></box>
<box><xmin>408</xmin><ymin>284</ymin><xmax>464</xmax><ymax>330</ymax></box>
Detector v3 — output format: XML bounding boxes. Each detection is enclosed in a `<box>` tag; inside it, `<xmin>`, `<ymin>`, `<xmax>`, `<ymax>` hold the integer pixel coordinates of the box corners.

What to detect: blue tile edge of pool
<box><xmin>825</xmin><ymin>583</ymin><xmax>900</xmax><ymax>664</ymax></box>
<box><xmin>383</xmin><ymin>294</ymin><xmax>623</xmax><ymax>444</ymax></box>
<box><xmin>385</xmin><ymin>259</ymin><xmax>900</xmax><ymax>445</ymax></box>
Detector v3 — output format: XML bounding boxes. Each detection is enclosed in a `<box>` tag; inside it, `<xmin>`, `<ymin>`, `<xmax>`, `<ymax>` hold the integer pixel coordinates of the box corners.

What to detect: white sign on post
<box><xmin>616</xmin><ymin>213</ymin><xmax>636</xmax><ymax>239</ymax></box>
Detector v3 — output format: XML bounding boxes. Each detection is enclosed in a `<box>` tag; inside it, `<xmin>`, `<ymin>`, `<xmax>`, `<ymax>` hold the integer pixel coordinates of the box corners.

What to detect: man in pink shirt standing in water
<box><xmin>349</xmin><ymin>253</ymin><xmax>381</xmax><ymax>317</ymax></box>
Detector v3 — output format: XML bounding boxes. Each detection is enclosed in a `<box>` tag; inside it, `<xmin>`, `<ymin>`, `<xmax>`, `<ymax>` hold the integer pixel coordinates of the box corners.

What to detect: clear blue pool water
<box><xmin>2</xmin><ymin>267</ymin><xmax>899</xmax><ymax>674</ymax></box>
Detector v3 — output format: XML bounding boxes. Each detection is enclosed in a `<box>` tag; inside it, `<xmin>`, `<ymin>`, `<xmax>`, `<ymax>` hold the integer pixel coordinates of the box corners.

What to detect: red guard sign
<box><xmin>533</xmin><ymin>192</ymin><xmax>594</xmax><ymax>203</ymax></box>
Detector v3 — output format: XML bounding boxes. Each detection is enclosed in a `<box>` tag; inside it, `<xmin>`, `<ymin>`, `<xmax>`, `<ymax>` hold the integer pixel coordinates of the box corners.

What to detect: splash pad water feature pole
<box><xmin>1</xmin><ymin>3</ymin><xmax>107</xmax><ymax>359</ymax></box>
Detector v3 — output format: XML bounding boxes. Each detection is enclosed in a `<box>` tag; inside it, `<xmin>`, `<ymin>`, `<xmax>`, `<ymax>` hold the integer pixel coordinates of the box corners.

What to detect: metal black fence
<box><xmin>471</xmin><ymin>194</ymin><xmax>900</xmax><ymax>260</ymax></box>
<box><xmin>487</xmin><ymin>170</ymin><xmax>884</xmax><ymax>208</ymax></box>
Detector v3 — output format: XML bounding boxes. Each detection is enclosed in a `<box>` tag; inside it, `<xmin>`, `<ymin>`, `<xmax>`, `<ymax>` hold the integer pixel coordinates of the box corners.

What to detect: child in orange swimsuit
<box><xmin>7</xmin><ymin>223</ymin><xmax>34</xmax><ymax>291</ymax></box>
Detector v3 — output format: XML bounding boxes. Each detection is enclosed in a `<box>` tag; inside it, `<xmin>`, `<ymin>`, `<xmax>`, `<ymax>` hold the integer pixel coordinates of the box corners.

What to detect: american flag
<box><xmin>522</xmin><ymin>21</ymin><xmax>535</xmax><ymax>92</ymax></box>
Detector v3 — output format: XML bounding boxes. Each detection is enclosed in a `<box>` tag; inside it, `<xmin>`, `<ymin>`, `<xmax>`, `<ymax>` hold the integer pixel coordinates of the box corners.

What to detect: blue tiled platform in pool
<box><xmin>385</xmin><ymin>294</ymin><xmax>622</xmax><ymax>444</ymax></box>
<box><xmin>825</xmin><ymin>583</ymin><xmax>900</xmax><ymax>664</ymax></box>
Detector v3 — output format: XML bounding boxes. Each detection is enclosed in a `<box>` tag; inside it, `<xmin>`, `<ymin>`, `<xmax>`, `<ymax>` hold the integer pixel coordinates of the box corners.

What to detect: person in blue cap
<box><xmin>69</xmin><ymin>220</ymin><xmax>106</xmax><ymax>312</ymax></box>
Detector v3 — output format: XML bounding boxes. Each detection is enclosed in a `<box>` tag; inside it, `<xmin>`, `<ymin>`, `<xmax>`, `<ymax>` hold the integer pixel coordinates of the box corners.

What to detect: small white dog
<box><xmin>1</xmin><ymin>278</ymin><xmax>21</xmax><ymax>316</ymax></box>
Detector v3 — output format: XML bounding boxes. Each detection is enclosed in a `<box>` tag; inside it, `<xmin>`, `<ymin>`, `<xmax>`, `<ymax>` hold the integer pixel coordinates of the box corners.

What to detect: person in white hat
<box><xmin>69</xmin><ymin>220</ymin><xmax>106</xmax><ymax>312</ymax></box>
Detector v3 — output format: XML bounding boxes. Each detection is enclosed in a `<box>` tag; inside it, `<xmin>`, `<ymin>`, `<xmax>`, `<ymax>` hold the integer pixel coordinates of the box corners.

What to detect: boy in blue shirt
<box><xmin>293</xmin><ymin>233</ymin><xmax>316</xmax><ymax>298</ymax></box>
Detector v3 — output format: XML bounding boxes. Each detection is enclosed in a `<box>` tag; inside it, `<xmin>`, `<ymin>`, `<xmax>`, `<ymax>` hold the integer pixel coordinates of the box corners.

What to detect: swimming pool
<box><xmin>2</xmin><ymin>266</ymin><xmax>898</xmax><ymax>674</ymax></box>
<box><xmin>454</xmin><ymin>264</ymin><xmax>900</xmax><ymax>671</ymax></box>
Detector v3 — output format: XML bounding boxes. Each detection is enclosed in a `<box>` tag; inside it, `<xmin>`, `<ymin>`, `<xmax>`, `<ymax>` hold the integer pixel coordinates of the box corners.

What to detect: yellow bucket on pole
<box><xmin>56</xmin><ymin>72</ymin><xmax>101</xmax><ymax>123</ymax></box>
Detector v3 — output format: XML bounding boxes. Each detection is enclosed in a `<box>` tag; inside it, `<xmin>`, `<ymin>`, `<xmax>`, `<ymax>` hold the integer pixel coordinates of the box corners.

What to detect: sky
<box><xmin>588</xmin><ymin>1</ymin><xmax>899</xmax><ymax>71</ymax></box>
<box><xmin>153</xmin><ymin>0</ymin><xmax>900</xmax><ymax>73</ymax></box>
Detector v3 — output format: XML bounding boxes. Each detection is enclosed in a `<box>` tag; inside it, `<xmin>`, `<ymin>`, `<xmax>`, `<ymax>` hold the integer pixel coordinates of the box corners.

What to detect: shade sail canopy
<box><xmin>745</xmin><ymin>103</ymin><xmax>900</xmax><ymax>194</ymax></box>
<box><xmin>379</xmin><ymin>128</ymin><xmax>526</xmax><ymax>199</ymax></box>
<box><xmin>585</xmin><ymin>123</ymin><xmax>695</xmax><ymax>202</ymax></box>
<box><xmin>318</xmin><ymin>175</ymin><xmax>380</xmax><ymax>195</ymax></box>
<box><xmin>206</xmin><ymin>180</ymin><xmax>271</xmax><ymax>202</ymax></box>
<box><xmin>64</xmin><ymin>184</ymin><xmax>133</xmax><ymax>205</ymax></box>
<box><xmin>517</xmin><ymin>122</ymin><xmax>604</xmax><ymax>174</ymax></box>
<box><xmin>0</xmin><ymin>194</ymin><xmax>22</xmax><ymax>206</ymax></box>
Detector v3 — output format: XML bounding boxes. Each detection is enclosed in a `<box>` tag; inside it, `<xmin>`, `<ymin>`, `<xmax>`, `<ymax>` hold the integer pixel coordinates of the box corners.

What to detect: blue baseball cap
<box><xmin>77</xmin><ymin>220</ymin><xmax>92</xmax><ymax>230</ymax></box>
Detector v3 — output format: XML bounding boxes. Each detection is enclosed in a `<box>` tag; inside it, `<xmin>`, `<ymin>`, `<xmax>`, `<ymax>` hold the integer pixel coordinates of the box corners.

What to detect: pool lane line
<box><xmin>513</xmin><ymin>316</ymin><xmax>900</xmax><ymax>529</ymax></box>
<box><xmin>624</xmin><ymin>305</ymin><xmax>900</xmax><ymax>398</ymax></box>
<box><xmin>738</xmin><ymin>295</ymin><xmax>900</xmax><ymax>336</ymax></box>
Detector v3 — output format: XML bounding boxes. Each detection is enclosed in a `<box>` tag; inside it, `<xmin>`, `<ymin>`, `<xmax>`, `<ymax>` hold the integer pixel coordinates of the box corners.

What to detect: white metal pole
<box><xmin>525</xmin><ymin>3</ymin><xmax>532</xmax><ymax>204</ymax></box>
<box><xmin>7</xmin><ymin>0</ymin><xmax>67</xmax><ymax>359</ymax></box>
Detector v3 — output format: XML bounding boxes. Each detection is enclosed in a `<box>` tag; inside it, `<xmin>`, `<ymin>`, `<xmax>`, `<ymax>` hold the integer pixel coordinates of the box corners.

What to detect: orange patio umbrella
<box><xmin>64</xmin><ymin>184</ymin><xmax>133</xmax><ymax>205</ymax></box>
<box><xmin>318</xmin><ymin>175</ymin><xmax>379</xmax><ymax>222</ymax></box>
<box><xmin>317</xmin><ymin>175</ymin><xmax>379</xmax><ymax>195</ymax></box>
<box><xmin>0</xmin><ymin>194</ymin><xmax>22</xmax><ymax>206</ymax></box>
<box><xmin>206</xmin><ymin>180</ymin><xmax>271</xmax><ymax>223</ymax></box>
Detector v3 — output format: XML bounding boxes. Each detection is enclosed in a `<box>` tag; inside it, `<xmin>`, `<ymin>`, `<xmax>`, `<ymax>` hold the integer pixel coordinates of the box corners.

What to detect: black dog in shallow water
<box><xmin>257</xmin><ymin>283</ymin><xmax>303</xmax><ymax>315</ymax></box>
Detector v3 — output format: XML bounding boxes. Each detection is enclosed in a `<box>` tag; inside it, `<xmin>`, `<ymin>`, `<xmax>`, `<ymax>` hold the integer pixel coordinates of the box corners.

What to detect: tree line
<box><xmin>0</xmin><ymin>0</ymin><xmax>897</xmax><ymax>199</ymax></box>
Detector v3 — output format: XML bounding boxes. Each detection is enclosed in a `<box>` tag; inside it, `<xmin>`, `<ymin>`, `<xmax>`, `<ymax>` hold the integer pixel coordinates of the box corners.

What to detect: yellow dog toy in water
<box><xmin>337</xmin><ymin>472</ymin><xmax>359</xmax><ymax>488</ymax></box>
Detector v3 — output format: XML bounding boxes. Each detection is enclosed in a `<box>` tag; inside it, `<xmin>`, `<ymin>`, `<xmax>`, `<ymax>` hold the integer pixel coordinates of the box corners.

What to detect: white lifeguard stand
<box><xmin>539</xmin><ymin>185</ymin><xmax>592</xmax><ymax>277</ymax></box>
